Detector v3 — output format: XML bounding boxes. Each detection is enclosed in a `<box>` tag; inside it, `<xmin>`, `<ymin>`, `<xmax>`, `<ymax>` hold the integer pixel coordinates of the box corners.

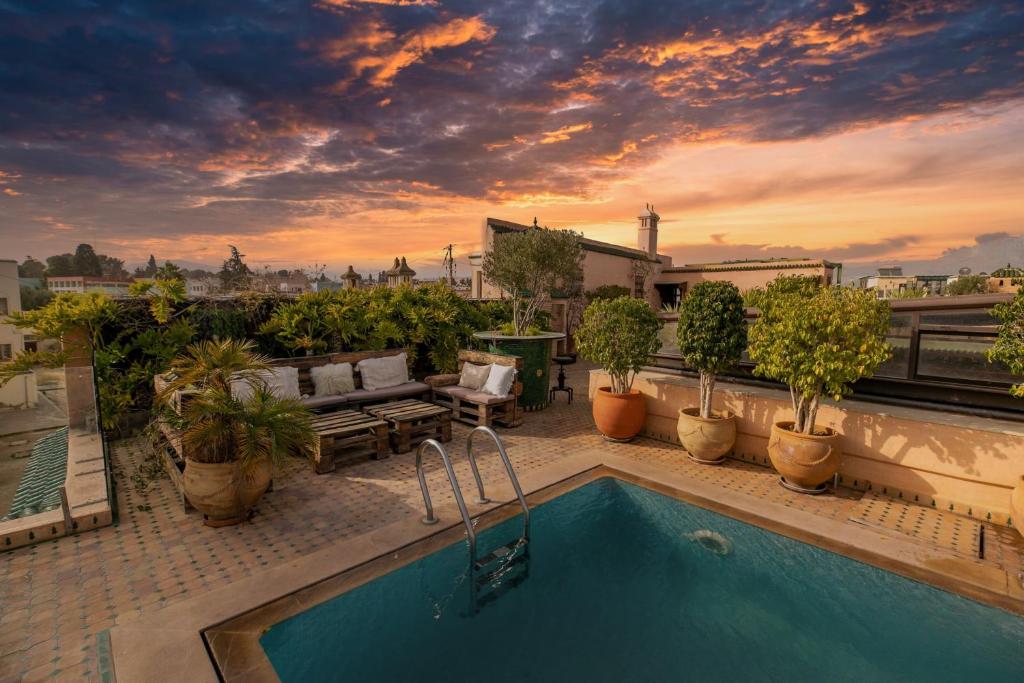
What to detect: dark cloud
<box><xmin>0</xmin><ymin>0</ymin><xmax>1021</xmax><ymax>248</ymax></box>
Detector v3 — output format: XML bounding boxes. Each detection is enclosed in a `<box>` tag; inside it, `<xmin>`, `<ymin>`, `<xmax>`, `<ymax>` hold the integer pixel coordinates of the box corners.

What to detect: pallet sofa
<box><xmin>425</xmin><ymin>350</ymin><xmax>523</xmax><ymax>428</ymax></box>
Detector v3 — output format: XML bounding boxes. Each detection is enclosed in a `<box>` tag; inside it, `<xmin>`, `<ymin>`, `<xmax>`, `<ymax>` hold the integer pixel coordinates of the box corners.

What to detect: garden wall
<box><xmin>589</xmin><ymin>369</ymin><xmax>1024</xmax><ymax>526</ymax></box>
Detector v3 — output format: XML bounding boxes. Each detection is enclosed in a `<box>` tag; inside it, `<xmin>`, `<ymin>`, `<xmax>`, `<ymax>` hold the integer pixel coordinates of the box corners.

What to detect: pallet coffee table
<box><xmin>364</xmin><ymin>399</ymin><xmax>453</xmax><ymax>454</ymax></box>
<box><xmin>311</xmin><ymin>410</ymin><xmax>389</xmax><ymax>474</ymax></box>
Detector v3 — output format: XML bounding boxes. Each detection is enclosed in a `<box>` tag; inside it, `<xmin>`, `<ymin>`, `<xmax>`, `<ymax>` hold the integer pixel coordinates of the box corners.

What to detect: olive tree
<box><xmin>676</xmin><ymin>281</ymin><xmax>746</xmax><ymax>418</ymax></box>
<box><xmin>482</xmin><ymin>227</ymin><xmax>584</xmax><ymax>335</ymax></box>
<box><xmin>574</xmin><ymin>296</ymin><xmax>662</xmax><ymax>394</ymax></box>
<box><xmin>747</xmin><ymin>282</ymin><xmax>890</xmax><ymax>434</ymax></box>
<box><xmin>988</xmin><ymin>291</ymin><xmax>1024</xmax><ymax>397</ymax></box>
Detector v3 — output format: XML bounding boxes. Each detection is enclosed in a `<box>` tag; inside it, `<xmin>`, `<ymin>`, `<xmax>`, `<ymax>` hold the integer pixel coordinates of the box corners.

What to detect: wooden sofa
<box><xmin>425</xmin><ymin>350</ymin><xmax>523</xmax><ymax>428</ymax></box>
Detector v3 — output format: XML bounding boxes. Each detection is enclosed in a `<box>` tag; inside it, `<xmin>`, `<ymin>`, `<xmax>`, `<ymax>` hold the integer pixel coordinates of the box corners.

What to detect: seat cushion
<box><xmin>356</xmin><ymin>353</ymin><xmax>409</xmax><ymax>391</ymax></box>
<box><xmin>458</xmin><ymin>362</ymin><xmax>490</xmax><ymax>390</ymax></box>
<box><xmin>310</xmin><ymin>362</ymin><xmax>355</xmax><ymax>396</ymax></box>
<box><xmin>435</xmin><ymin>384</ymin><xmax>512</xmax><ymax>406</ymax></box>
<box><xmin>231</xmin><ymin>367</ymin><xmax>301</xmax><ymax>402</ymax></box>
<box><xmin>302</xmin><ymin>394</ymin><xmax>349</xmax><ymax>410</ymax></box>
<box><xmin>344</xmin><ymin>381</ymin><xmax>429</xmax><ymax>404</ymax></box>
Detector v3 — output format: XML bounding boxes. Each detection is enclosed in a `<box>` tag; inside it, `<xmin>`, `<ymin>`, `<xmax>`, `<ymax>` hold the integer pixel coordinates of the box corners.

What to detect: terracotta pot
<box><xmin>183</xmin><ymin>457</ymin><xmax>273</xmax><ymax>527</ymax></box>
<box><xmin>677</xmin><ymin>408</ymin><xmax>736</xmax><ymax>464</ymax></box>
<box><xmin>592</xmin><ymin>387</ymin><xmax>646</xmax><ymax>441</ymax></box>
<box><xmin>767</xmin><ymin>421</ymin><xmax>841</xmax><ymax>494</ymax></box>
<box><xmin>1011</xmin><ymin>475</ymin><xmax>1024</xmax><ymax>539</ymax></box>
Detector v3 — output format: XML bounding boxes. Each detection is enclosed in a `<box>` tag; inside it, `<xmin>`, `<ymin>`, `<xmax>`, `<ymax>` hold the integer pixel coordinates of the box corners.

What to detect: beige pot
<box><xmin>1011</xmin><ymin>475</ymin><xmax>1024</xmax><ymax>539</ymax></box>
<box><xmin>183</xmin><ymin>457</ymin><xmax>273</xmax><ymax>527</ymax></box>
<box><xmin>677</xmin><ymin>408</ymin><xmax>736</xmax><ymax>464</ymax></box>
<box><xmin>767</xmin><ymin>421</ymin><xmax>841</xmax><ymax>494</ymax></box>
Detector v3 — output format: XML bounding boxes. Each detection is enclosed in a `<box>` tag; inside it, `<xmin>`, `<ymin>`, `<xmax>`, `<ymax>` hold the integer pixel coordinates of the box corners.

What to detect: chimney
<box><xmin>638</xmin><ymin>203</ymin><xmax>660</xmax><ymax>259</ymax></box>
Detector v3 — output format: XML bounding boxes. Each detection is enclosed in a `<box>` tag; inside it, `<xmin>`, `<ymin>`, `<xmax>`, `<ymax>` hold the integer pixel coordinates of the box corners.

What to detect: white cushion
<box><xmin>458</xmin><ymin>363</ymin><xmax>491</xmax><ymax>390</ymax></box>
<box><xmin>357</xmin><ymin>353</ymin><xmax>409</xmax><ymax>391</ymax></box>
<box><xmin>481</xmin><ymin>364</ymin><xmax>515</xmax><ymax>397</ymax></box>
<box><xmin>311</xmin><ymin>363</ymin><xmax>355</xmax><ymax>396</ymax></box>
<box><xmin>231</xmin><ymin>367</ymin><xmax>301</xmax><ymax>402</ymax></box>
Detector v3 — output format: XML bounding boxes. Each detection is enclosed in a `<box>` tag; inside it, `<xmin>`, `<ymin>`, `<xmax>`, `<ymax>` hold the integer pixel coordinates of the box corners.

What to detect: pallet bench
<box><xmin>311</xmin><ymin>410</ymin><xmax>389</xmax><ymax>474</ymax></box>
<box><xmin>363</xmin><ymin>399</ymin><xmax>453</xmax><ymax>454</ymax></box>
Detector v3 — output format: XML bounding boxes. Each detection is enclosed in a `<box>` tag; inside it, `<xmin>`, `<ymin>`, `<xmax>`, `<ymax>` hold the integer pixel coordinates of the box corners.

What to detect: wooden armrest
<box><xmin>425</xmin><ymin>373</ymin><xmax>460</xmax><ymax>388</ymax></box>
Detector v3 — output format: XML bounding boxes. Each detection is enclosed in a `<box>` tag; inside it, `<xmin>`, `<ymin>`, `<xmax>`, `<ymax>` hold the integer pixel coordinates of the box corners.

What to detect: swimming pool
<box><xmin>258</xmin><ymin>478</ymin><xmax>1024</xmax><ymax>682</ymax></box>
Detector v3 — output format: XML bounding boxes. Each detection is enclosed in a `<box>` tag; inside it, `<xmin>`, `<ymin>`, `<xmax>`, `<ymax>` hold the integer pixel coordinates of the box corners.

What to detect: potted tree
<box><xmin>158</xmin><ymin>339</ymin><xmax>316</xmax><ymax>526</ymax></box>
<box><xmin>478</xmin><ymin>226</ymin><xmax>584</xmax><ymax>410</ymax></box>
<box><xmin>574</xmin><ymin>296</ymin><xmax>662</xmax><ymax>441</ymax></box>
<box><xmin>987</xmin><ymin>288</ymin><xmax>1024</xmax><ymax>535</ymax></box>
<box><xmin>747</xmin><ymin>281</ymin><xmax>890</xmax><ymax>493</ymax></box>
<box><xmin>675</xmin><ymin>281</ymin><xmax>747</xmax><ymax>464</ymax></box>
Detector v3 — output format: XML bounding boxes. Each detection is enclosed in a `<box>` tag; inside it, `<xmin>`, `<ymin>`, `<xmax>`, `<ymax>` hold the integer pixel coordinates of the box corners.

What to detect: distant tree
<box><xmin>97</xmin><ymin>254</ymin><xmax>129</xmax><ymax>279</ymax></box>
<box><xmin>947</xmin><ymin>275</ymin><xmax>989</xmax><ymax>296</ymax></box>
<box><xmin>277</xmin><ymin>269</ymin><xmax>289</xmax><ymax>277</ymax></box>
<box><xmin>72</xmin><ymin>244</ymin><xmax>103</xmax><ymax>276</ymax></box>
<box><xmin>219</xmin><ymin>246</ymin><xmax>252</xmax><ymax>291</ymax></box>
<box><xmin>19</xmin><ymin>286</ymin><xmax>54</xmax><ymax>311</ymax></box>
<box><xmin>45</xmin><ymin>254</ymin><xmax>74</xmax><ymax>276</ymax></box>
<box><xmin>144</xmin><ymin>254</ymin><xmax>158</xmax><ymax>278</ymax></box>
<box><xmin>890</xmin><ymin>285</ymin><xmax>927</xmax><ymax>299</ymax></box>
<box><xmin>18</xmin><ymin>257</ymin><xmax>46</xmax><ymax>279</ymax></box>
<box><xmin>155</xmin><ymin>261</ymin><xmax>185</xmax><ymax>282</ymax></box>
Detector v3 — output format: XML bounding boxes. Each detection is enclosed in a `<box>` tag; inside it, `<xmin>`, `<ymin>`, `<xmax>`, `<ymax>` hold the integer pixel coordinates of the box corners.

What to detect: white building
<box><xmin>0</xmin><ymin>260</ymin><xmax>38</xmax><ymax>408</ymax></box>
<box><xmin>45</xmin><ymin>276</ymin><xmax>132</xmax><ymax>298</ymax></box>
<box><xmin>185</xmin><ymin>277</ymin><xmax>220</xmax><ymax>297</ymax></box>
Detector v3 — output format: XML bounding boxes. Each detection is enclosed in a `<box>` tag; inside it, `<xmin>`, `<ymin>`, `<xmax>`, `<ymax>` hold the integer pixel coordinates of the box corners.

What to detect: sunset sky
<box><xmin>0</xmin><ymin>0</ymin><xmax>1021</xmax><ymax>278</ymax></box>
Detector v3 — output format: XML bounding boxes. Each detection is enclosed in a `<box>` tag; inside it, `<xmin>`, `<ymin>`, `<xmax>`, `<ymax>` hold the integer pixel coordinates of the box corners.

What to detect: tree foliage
<box><xmin>73</xmin><ymin>244</ymin><xmax>103</xmax><ymax>277</ymax></box>
<box><xmin>482</xmin><ymin>227</ymin><xmax>583</xmax><ymax>335</ymax></box>
<box><xmin>20</xmin><ymin>286</ymin><xmax>54</xmax><ymax>311</ymax></box>
<box><xmin>947</xmin><ymin>275</ymin><xmax>989</xmax><ymax>296</ymax></box>
<box><xmin>18</xmin><ymin>257</ymin><xmax>45</xmax><ymax>279</ymax></box>
<box><xmin>219</xmin><ymin>245</ymin><xmax>252</xmax><ymax>291</ymax></box>
<box><xmin>587</xmin><ymin>284</ymin><xmax>631</xmax><ymax>301</ymax></box>
<box><xmin>747</xmin><ymin>282</ymin><xmax>890</xmax><ymax>434</ymax></box>
<box><xmin>574</xmin><ymin>296</ymin><xmax>662</xmax><ymax>394</ymax></box>
<box><xmin>988</xmin><ymin>290</ymin><xmax>1024</xmax><ymax>398</ymax></box>
<box><xmin>676</xmin><ymin>281</ymin><xmax>747</xmax><ymax>418</ymax></box>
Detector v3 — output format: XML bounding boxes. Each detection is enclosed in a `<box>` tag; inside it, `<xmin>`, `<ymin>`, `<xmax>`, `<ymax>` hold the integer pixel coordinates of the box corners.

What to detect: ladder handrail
<box><xmin>415</xmin><ymin>439</ymin><xmax>477</xmax><ymax>560</ymax></box>
<box><xmin>466</xmin><ymin>426</ymin><xmax>530</xmax><ymax>541</ymax></box>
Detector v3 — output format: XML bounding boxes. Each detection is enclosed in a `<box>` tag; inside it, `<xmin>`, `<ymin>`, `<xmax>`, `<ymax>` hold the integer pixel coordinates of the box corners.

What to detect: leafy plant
<box><xmin>574</xmin><ymin>296</ymin><xmax>662</xmax><ymax>394</ymax></box>
<box><xmin>988</xmin><ymin>291</ymin><xmax>1024</xmax><ymax>397</ymax></box>
<box><xmin>947</xmin><ymin>275</ymin><xmax>989</xmax><ymax>296</ymax></box>
<box><xmin>747</xmin><ymin>283</ymin><xmax>890</xmax><ymax>434</ymax></box>
<box><xmin>482</xmin><ymin>227</ymin><xmax>583</xmax><ymax>335</ymax></box>
<box><xmin>676</xmin><ymin>281</ymin><xmax>747</xmax><ymax>418</ymax></box>
<box><xmin>158</xmin><ymin>339</ymin><xmax>315</xmax><ymax>469</ymax></box>
<box><xmin>587</xmin><ymin>284</ymin><xmax>631</xmax><ymax>301</ymax></box>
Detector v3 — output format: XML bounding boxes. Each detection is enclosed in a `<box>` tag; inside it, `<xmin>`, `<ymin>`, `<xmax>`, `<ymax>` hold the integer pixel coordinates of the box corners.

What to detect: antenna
<box><xmin>442</xmin><ymin>244</ymin><xmax>456</xmax><ymax>286</ymax></box>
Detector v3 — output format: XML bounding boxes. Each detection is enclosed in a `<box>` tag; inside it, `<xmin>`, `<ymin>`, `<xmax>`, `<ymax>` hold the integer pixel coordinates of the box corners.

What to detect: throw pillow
<box><xmin>230</xmin><ymin>367</ymin><xmax>301</xmax><ymax>401</ymax></box>
<box><xmin>481</xmin><ymin>364</ymin><xmax>516</xmax><ymax>397</ymax></box>
<box><xmin>357</xmin><ymin>353</ymin><xmax>409</xmax><ymax>391</ymax></box>
<box><xmin>458</xmin><ymin>363</ymin><xmax>491</xmax><ymax>390</ymax></box>
<box><xmin>311</xmin><ymin>363</ymin><xmax>355</xmax><ymax>396</ymax></box>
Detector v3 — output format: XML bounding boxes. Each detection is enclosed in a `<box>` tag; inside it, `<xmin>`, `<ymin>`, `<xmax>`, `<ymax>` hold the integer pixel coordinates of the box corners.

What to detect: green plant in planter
<box><xmin>747</xmin><ymin>283</ymin><xmax>890</xmax><ymax>434</ymax></box>
<box><xmin>676</xmin><ymin>281</ymin><xmax>746</xmax><ymax>418</ymax></box>
<box><xmin>575</xmin><ymin>296</ymin><xmax>662</xmax><ymax>394</ymax></box>
<box><xmin>482</xmin><ymin>226</ymin><xmax>584</xmax><ymax>335</ymax></box>
<box><xmin>988</xmin><ymin>290</ymin><xmax>1024</xmax><ymax>397</ymax></box>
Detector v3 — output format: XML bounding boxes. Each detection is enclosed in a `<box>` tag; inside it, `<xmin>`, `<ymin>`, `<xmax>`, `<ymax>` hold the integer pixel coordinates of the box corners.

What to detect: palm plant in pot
<box><xmin>157</xmin><ymin>339</ymin><xmax>316</xmax><ymax>526</ymax></box>
<box><xmin>675</xmin><ymin>281</ymin><xmax>747</xmax><ymax>464</ymax></box>
<box><xmin>747</xmin><ymin>279</ymin><xmax>890</xmax><ymax>493</ymax></box>
<box><xmin>574</xmin><ymin>296</ymin><xmax>662</xmax><ymax>441</ymax></box>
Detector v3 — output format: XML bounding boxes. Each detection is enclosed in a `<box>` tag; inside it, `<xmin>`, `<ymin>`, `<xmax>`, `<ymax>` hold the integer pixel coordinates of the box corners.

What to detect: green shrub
<box><xmin>747</xmin><ymin>283</ymin><xmax>890</xmax><ymax>434</ymax></box>
<box><xmin>676</xmin><ymin>281</ymin><xmax>746</xmax><ymax>418</ymax></box>
<box><xmin>587</xmin><ymin>284</ymin><xmax>631</xmax><ymax>301</ymax></box>
<box><xmin>988</xmin><ymin>291</ymin><xmax>1024</xmax><ymax>397</ymax></box>
<box><xmin>574</xmin><ymin>296</ymin><xmax>662</xmax><ymax>393</ymax></box>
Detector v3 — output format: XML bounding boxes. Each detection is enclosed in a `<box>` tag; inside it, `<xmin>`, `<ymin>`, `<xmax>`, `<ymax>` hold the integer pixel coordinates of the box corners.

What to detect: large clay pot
<box><xmin>592</xmin><ymin>387</ymin><xmax>646</xmax><ymax>441</ymax></box>
<box><xmin>677</xmin><ymin>408</ymin><xmax>736</xmax><ymax>464</ymax></box>
<box><xmin>1011</xmin><ymin>475</ymin><xmax>1024</xmax><ymax>539</ymax></box>
<box><xmin>767</xmin><ymin>421</ymin><xmax>841</xmax><ymax>494</ymax></box>
<box><xmin>183</xmin><ymin>457</ymin><xmax>273</xmax><ymax>527</ymax></box>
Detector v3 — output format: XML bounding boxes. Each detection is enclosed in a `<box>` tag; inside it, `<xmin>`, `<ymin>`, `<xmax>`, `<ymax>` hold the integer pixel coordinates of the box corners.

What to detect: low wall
<box><xmin>590</xmin><ymin>369</ymin><xmax>1024</xmax><ymax>526</ymax></box>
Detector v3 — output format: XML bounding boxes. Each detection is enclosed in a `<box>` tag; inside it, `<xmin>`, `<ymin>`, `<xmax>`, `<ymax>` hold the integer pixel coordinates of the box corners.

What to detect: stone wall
<box><xmin>589</xmin><ymin>368</ymin><xmax>1024</xmax><ymax>526</ymax></box>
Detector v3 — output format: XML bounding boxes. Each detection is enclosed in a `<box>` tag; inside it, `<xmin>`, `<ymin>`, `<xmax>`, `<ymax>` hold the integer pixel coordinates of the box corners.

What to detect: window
<box><xmin>0</xmin><ymin>344</ymin><xmax>11</xmax><ymax>361</ymax></box>
<box><xmin>0</xmin><ymin>297</ymin><xmax>7</xmax><ymax>315</ymax></box>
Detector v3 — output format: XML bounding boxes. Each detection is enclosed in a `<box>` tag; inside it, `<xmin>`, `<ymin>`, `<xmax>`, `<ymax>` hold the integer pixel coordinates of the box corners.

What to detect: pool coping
<box><xmin>107</xmin><ymin>450</ymin><xmax>1024</xmax><ymax>682</ymax></box>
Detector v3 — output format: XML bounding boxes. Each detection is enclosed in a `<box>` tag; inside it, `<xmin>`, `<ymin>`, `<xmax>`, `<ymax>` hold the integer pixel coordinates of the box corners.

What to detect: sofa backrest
<box><xmin>270</xmin><ymin>349</ymin><xmax>409</xmax><ymax>396</ymax></box>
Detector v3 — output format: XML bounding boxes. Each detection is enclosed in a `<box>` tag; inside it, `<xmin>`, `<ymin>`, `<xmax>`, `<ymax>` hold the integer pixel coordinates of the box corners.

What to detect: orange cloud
<box><xmin>539</xmin><ymin>122</ymin><xmax>592</xmax><ymax>144</ymax></box>
<box><xmin>316</xmin><ymin>0</ymin><xmax>437</xmax><ymax>9</ymax></box>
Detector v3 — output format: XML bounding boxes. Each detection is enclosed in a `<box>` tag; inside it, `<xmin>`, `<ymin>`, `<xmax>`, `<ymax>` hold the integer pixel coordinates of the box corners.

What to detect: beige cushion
<box><xmin>231</xmin><ymin>368</ymin><xmax>301</xmax><ymax>402</ymax></box>
<box><xmin>357</xmin><ymin>353</ymin><xmax>409</xmax><ymax>391</ymax></box>
<box><xmin>458</xmin><ymin>363</ymin><xmax>491</xmax><ymax>390</ymax></box>
<box><xmin>435</xmin><ymin>384</ymin><xmax>511</xmax><ymax>405</ymax></box>
<box><xmin>481</xmin><ymin>364</ymin><xmax>516</xmax><ymax>397</ymax></box>
<box><xmin>311</xmin><ymin>363</ymin><xmax>355</xmax><ymax>396</ymax></box>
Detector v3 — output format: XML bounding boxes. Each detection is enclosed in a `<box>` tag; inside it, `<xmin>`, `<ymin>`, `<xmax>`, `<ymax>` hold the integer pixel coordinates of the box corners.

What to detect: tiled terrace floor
<box><xmin>1</xmin><ymin>363</ymin><xmax>1022</xmax><ymax>682</ymax></box>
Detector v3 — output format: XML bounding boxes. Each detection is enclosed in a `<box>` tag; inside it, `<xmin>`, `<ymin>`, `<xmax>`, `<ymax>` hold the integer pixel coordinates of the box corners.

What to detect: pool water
<box><xmin>260</xmin><ymin>478</ymin><xmax>1024</xmax><ymax>682</ymax></box>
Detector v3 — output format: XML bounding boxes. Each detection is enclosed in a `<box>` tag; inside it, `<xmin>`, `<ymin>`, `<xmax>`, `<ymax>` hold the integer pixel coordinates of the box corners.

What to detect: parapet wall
<box><xmin>589</xmin><ymin>369</ymin><xmax>1024</xmax><ymax>526</ymax></box>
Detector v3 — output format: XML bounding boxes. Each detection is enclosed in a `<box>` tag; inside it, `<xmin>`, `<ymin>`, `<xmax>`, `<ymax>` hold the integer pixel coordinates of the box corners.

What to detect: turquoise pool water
<box><xmin>260</xmin><ymin>478</ymin><xmax>1024</xmax><ymax>682</ymax></box>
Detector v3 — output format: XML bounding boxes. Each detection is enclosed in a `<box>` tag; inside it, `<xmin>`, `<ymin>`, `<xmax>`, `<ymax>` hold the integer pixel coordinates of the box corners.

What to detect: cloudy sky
<box><xmin>0</xmin><ymin>0</ymin><xmax>1022</xmax><ymax>277</ymax></box>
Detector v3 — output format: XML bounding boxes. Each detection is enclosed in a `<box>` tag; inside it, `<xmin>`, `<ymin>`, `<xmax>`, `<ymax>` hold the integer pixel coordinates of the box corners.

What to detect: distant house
<box><xmin>184</xmin><ymin>277</ymin><xmax>220</xmax><ymax>297</ymax></box>
<box><xmin>253</xmin><ymin>271</ymin><xmax>310</xmax><ymax>294</ymax></box>
<box><xmin>857</xmin><ymin>267</ymin><xmax>949</xmax><ymax>298</ymax></box>
<box><xmin>989</xmin><ymin>264</ymin><xmax>1023</xmax><ymax>293</ymax></box>
<box><xmin>45</xmin><ymin>276</ymin><xmax>132</xmax><ymax>298</ymax></box>
<box><xmin>0</xmin><ymin>260</ymin><xmax>38</xmax><ymax>408</ymax></box>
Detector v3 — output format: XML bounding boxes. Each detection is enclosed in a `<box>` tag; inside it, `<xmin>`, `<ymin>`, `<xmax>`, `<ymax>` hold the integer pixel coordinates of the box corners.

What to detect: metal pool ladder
<box><xmin>415</xmin><ymin>426</ymin><xmax>531</xmax><ymax>613</ymax></box>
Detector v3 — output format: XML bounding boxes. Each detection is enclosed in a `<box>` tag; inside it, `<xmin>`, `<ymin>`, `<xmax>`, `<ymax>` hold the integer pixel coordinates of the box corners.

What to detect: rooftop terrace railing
<box><xmin>652</xmin><ymin>293</ymin><xmax>1023</xmax><ymax>419</ymax></box>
